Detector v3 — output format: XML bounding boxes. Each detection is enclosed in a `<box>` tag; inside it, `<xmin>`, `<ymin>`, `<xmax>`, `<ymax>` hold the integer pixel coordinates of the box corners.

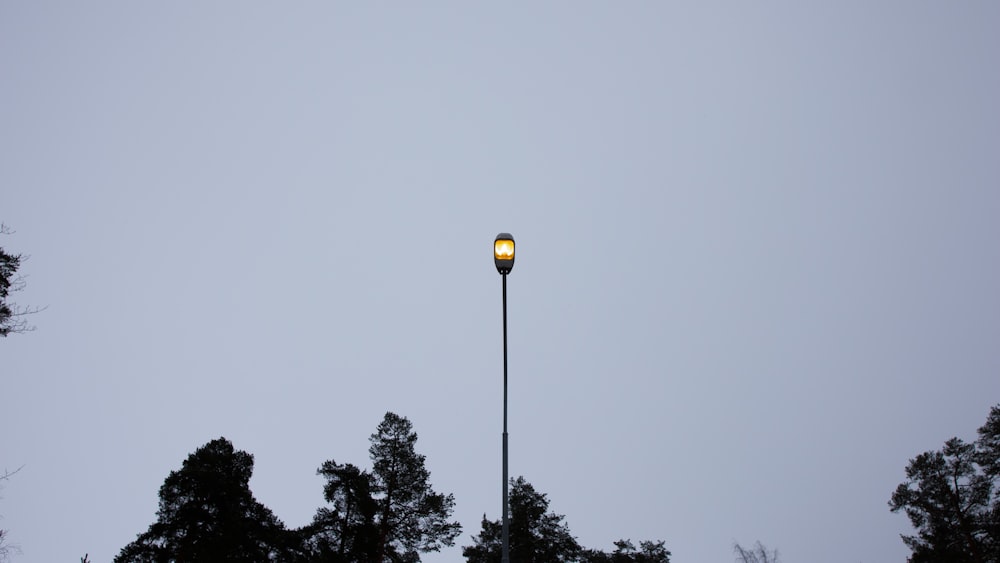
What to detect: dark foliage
<box><xmin>115</xmin><ymin>414</ymin><xmax>459</xmax><ymax>563</ymax></box>
<box><xmin>0</xmin><ymin>225</ymin><xmax>25</xmax><ymax>336</ymax></box>
<box><xmin>303</xmin><ymin>412</ymin><xmax>461</xmax><ymax>562</ymax></box>
<box><xmin>464</xmin><ymin>477</ymin><xmax>581</xmax><ymax>563</ymax></box>
<box><xmin>582</xmin><ymin>539</ymin><xmax>672</xmax><ymax>563</ymax></box>
<box><xmin>464</xmin><ymin>477</ymin><xmax>669</xmax><ymax>563</ymax></box>
<box><xmin>0</xmin><ymin>245</ymin><xmax>18</xmax><ymax>334</ymax></box>
<box><xmin>115</xmin><ymin>438</ymin><xmax>295</xmax><ymax>562</ymax></box>
<box><xmin>301</xmin><ymin>461</ymin><xmax>379</xmax><ymax>561</ymax></box>
<box><xmin>0</xmin><ymin>224</ymin><xmax>43</xmax><ymax>336</ymax></box>
<box><xmin>890</xmin><ymin>404</ymin><xmax>1000</xmax><ymax>562</ymax></box>
<box><xmin>370</xmin><ymin>412</ymin><xmax>461</xmax><ymax>560</ymax></box>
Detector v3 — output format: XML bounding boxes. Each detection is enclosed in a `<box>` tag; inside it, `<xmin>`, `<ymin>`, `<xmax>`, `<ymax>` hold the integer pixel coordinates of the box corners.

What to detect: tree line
<box><xmin>114</xmin><ymin>412</ymin><xmax>670</xmax><ymax>562</ymax></box>
<box><xmin>113</xmin><ymin>402</ymin><xmax>1000</xmax><ymax>563</ymax></box>
<box><xmin>11</xmin><ymin>228</ymin><xmax>999</xmax><ymax>561</ymax></box>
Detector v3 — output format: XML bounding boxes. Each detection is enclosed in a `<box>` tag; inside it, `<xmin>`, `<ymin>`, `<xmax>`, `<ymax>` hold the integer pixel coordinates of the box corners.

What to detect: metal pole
<box><xmin>501</xmin><ymin>272</ymin><xmax>510</xmax><ymax>563</ymax></box>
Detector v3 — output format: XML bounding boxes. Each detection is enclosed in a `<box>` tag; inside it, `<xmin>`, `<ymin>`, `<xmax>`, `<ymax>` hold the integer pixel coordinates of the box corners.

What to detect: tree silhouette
<box><xmin>464</xmin><ymin>476</ymin><xmax>581</xmax><ymax>563</ymax></box>
<box><xmin>464</xmin><ymin>477</ymin><xmax>670</xmax><ymax>563</ymax></box>
<box><xmin>367</xmin><ymin>412</ymin><xmax>461</xmax><ymax>561</ymax></box>
<box><xmin>582</xmin><ymin>538</ymin><xmax>672</xmax><ymax>563</ymax></box>
<box><xmin>115</xmin><ymin>438</ymin><xmax>293</xmax><ymax>562</ymax></box>
<box><xmin>0</xmin><ymin>224</ymin><xmax>41</xmax><ymax>336</ymax></box>
<box><xmin>305</xmin><ymin>412</ymin><xmax>461</xmax><ymax>562</ymax></box>
<box><xmin>302</xmin><ymin>461</ymin><xmax>379</xmax><ymax>561</ymax></box>
<box><xmin>890</xmin><ymin>404</ymin><xmax>1000</xmax><ymax>562</ymax></box>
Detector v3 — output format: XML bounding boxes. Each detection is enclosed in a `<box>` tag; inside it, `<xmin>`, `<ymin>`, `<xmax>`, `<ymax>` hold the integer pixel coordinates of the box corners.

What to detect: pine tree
<box><xmin>304</xmin><ymin>461</ymin><xmax>379</xmax><ymax>561</ymax></box>
<box><xmin>308</xmin><ymin>412</ymin><xmax>461</xmax><ymax>562</ymax></box>
<box><xmin>0</xmin><ymin>224</ymin><xmax>39</xmax><ymax>336</ymax></box>
<box><xmin>115</xmin><ymin>438</ymin><xmax>293</xmax><ymax>562</ymax></box>
<box><xmin>890</xmin><ymin>404</ymin><xmax>1000</xmax><ymax>562</ymax></box>
<box><xmin>463</xmin><ymin>477</ymin><xmax>581</xmax><ymax>563</ymax></box>
<box><xmin>369</xmin><ymin>412</ymin><xmax>461</xmax><ymax>561</ymax></box>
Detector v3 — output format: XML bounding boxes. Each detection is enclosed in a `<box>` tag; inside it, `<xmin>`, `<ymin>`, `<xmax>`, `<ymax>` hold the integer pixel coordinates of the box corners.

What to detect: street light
<box><xmin>495</xmin><ymin>235</ymin><xmax>514</xmax><ymax>274</ymax></box>
<box><xmin>494</xmin><ymin>232</ymin><xmax>514</xmax><ymax>563</ymax></box>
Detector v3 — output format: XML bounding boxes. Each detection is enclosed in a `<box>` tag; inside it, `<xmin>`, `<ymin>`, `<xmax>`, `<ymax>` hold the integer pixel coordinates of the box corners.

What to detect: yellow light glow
<box><xmin>494</xmin><ymin>239</ymin><xmax>514</xmax><ymax>260</ymax></box>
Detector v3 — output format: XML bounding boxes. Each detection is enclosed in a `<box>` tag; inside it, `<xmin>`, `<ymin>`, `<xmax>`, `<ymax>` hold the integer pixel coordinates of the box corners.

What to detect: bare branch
<box><xmin>1</xmin><ymin>465</ymin><xmax>24</xmax><ymax>562</ymax></box>
<box><xmin>0</xmin><ymin>466</ymin><xmax>24</xmax><ymax>482</ymax></box>
<box><xmin>734</xmin><ymin>541</ymin><xmax>779</xmax><ymax>563</ymax></box>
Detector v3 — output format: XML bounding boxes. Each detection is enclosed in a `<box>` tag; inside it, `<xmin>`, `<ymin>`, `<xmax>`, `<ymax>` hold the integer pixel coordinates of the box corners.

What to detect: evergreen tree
<box><xmin>302</xmin><ymin>461</ymin><xmax>379</xmax><ymax>561</ymax></box>
<box><xmin>307</xmin><ymin>412</ymin><xmax>460</xmax><ymax>562</ymax></box>
<box><xmin>979</xmin><ymin>406</ymin><xmax>1000</xmax><ymax>559</ymax></box>
<box><xmin>463</xmin><ymin>477</ymin><xmax>582</xmax><ymax>563</ymax></box>
<box><xmin>0</xmin><ymin>224</ymin><xmax>40</xmax><ymax>336</ymax></box>
<box><xmin>115</xmin><ymin>438</ymin><xmax>293</xmax><ymax>562</ymax></box>
<box><xmin>582</xmin><ymin>539</ymin><xmax>672</xmax><ymax>563</ymax></box>
<box><xmin>464</xmin><ymin>477</ymin><xmax>669</xmax><ymax>563</ymax></box>
<box><xmin>890</xmin><ymin>404</ymin><xmax>1000</xmax><ymax>562</ymax></box>
<box><xmin>369</xmin><ymin>412</ymin><xmax>461</xmax><ymax>561</ymax></box>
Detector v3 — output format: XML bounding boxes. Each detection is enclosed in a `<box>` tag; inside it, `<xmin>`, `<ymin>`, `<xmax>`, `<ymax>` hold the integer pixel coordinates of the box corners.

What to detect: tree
<box><xmin>977</xmin><ymin>406</ymin><xmax>1000</xmax><ymax>480</ymax></box>
<box><xmin>978</xmin><ymin>406</ymin><xmax>1000</xmax><ymax>559</ymax></box>
<box><xmin>307</xmin><ymin>412</ymin><xmax>461</xmax><ymax>562</ymax></box>
<box><xmin>302</xmin><ymin>461</ymin><xmax>379</xmax><ymax>561</ymax></box>
<box><xmin>889</xmin><ymin>404</ymin><xmax>1000</xmax><ymax>563</ymax></box>
<box><xmin>582</xmin><ymin>539</ymin><xmax>672</xmax><ymax>563</ymax></box>
<box><xmin>733</xmin><ymin>541</ymin><xmax>779</xmax><ymax>563</ymax></box>
<box><xmin>367</xmin><ymin>412</ymin><xmax>461</xmax><ymax>561</ymax></box>
<box><xmin>464</xmin><ymin>477</ymin><xmax>670</xmax><ymax>563</ymax></box>
<box><xmin>115</xmin><ymin>438</ymin><xmax>294</xmax><ymax>562</ymax></box>
<box><xmin>464</xmin><ymin>476</ymin><xmax>582</xmax><ymax>563</ymax></box>
<box><xmin>0</xmin><ymin>224</ymin><xmax>40</xmax><ymax>336</ymax></box>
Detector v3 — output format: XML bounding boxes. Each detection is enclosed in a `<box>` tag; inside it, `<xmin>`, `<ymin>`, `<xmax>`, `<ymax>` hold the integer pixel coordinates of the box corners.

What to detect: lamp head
<box><xmin>494</xmin><ymin>233</ymin><xmax>515</xmax><ymax>274</ymax></box>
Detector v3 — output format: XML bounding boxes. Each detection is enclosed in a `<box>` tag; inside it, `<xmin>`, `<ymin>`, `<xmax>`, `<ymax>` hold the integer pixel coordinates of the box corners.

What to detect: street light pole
<box><xmin>502</xmin><ymin>271</ymin><xmax>509</xmax><ymax>563</ymax></box>
<box><xmin>494</xmin><ymin>233</ymin><xmax>515</xmax><ymax>563</ymax></box>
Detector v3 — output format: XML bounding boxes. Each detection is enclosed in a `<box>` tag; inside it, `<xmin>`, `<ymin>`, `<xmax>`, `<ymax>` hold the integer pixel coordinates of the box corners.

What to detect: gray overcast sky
<box><xmin>2</xmin><ymin>2</ymin><xmax>999</xmax><ymax>562</ymax></box>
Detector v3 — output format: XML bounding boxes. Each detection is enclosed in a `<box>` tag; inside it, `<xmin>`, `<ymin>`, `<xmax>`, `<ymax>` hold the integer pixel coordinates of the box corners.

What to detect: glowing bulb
<box><xmin>495</xmin><ymin>240</ymin><xmax>514</xmax><ymax>259</ymax></box>
<box><xmin>494</xmin><ymin>233</ymin><xmax>515</xmax><ymax>274</ymax></box>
